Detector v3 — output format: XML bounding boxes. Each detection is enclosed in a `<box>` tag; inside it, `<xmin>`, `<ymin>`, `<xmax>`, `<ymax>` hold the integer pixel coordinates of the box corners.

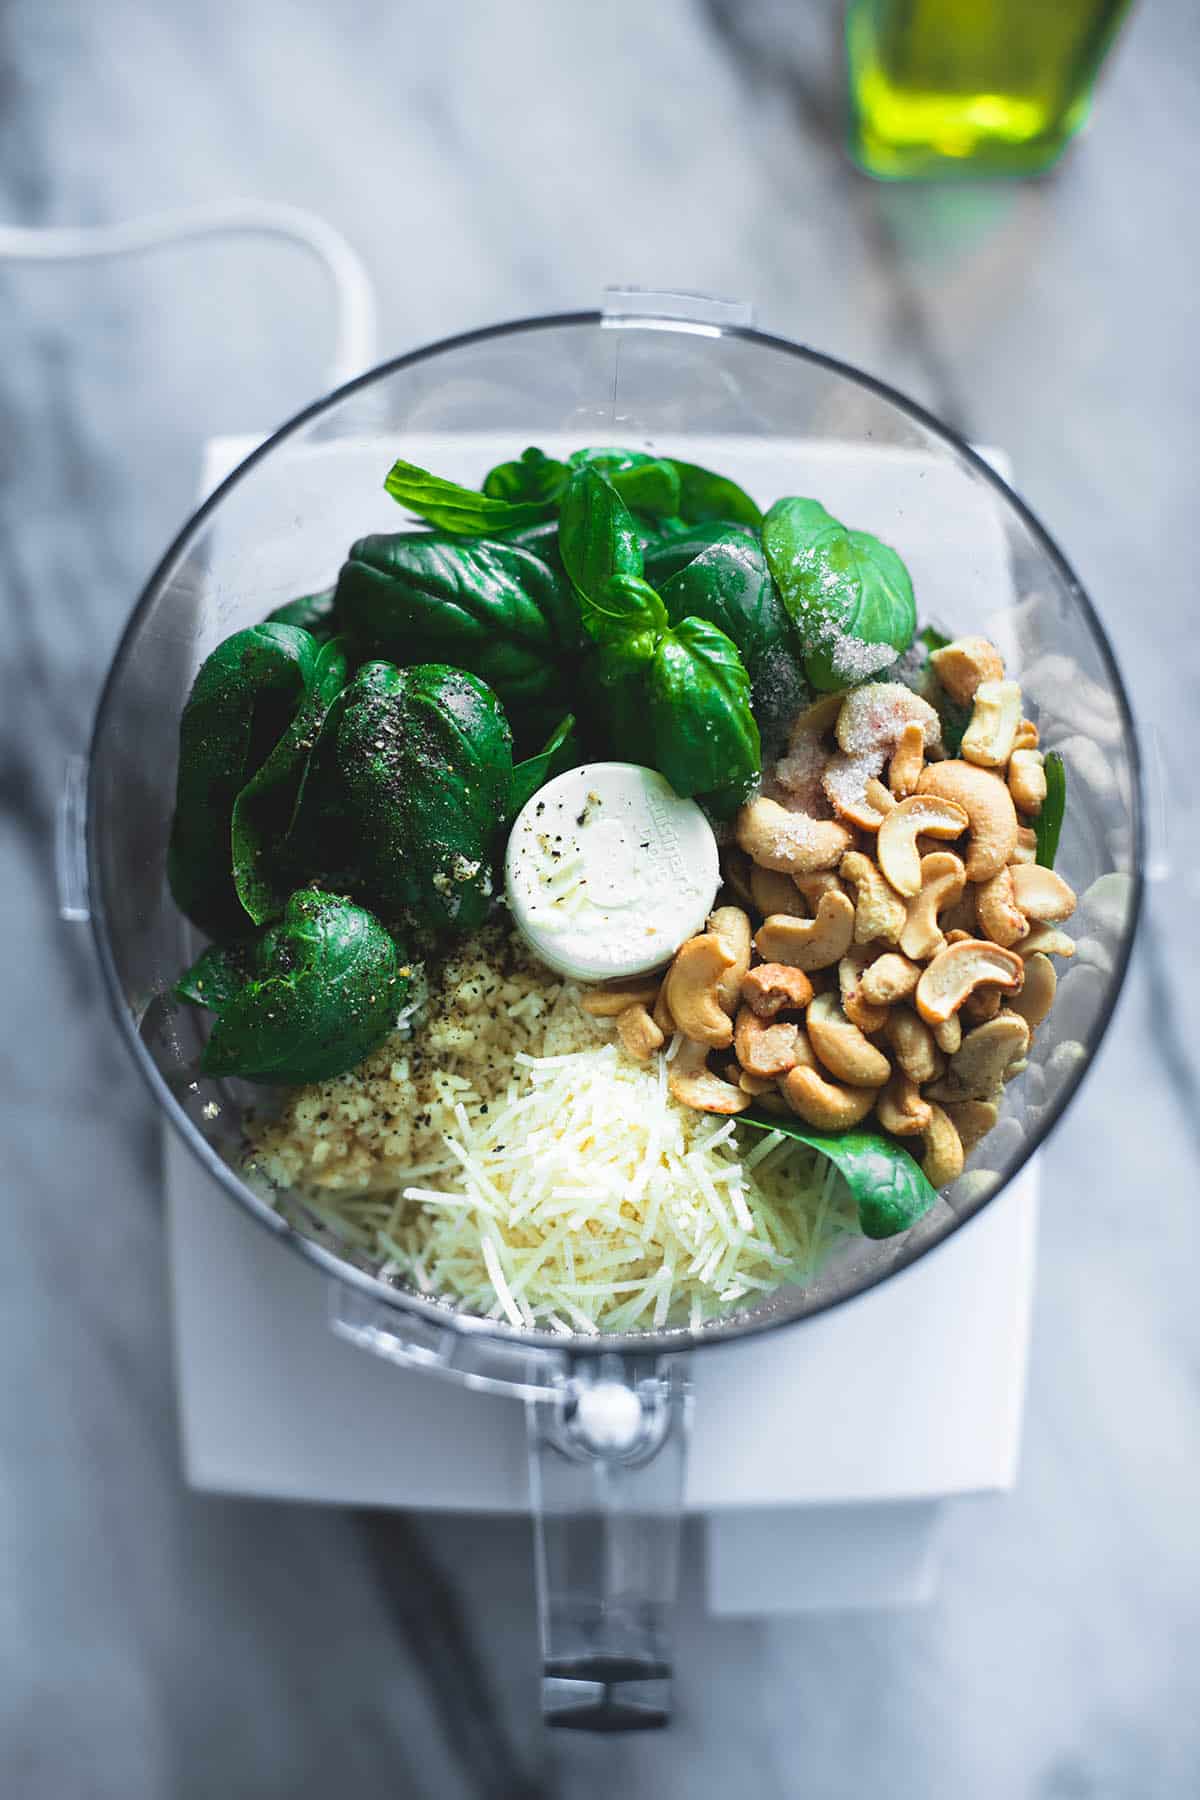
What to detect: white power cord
<box><xmin>0</xmin><ymin>200</ymin><xmax>377</xmax><ymax>390</ymax></box>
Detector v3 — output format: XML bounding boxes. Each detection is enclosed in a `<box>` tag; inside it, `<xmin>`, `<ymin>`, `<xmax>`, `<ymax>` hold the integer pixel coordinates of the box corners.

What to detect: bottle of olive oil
<box><xmin>846</xmin><ymin>0</ymin><xmax>1133</xmax><ymax>179</ymax></box>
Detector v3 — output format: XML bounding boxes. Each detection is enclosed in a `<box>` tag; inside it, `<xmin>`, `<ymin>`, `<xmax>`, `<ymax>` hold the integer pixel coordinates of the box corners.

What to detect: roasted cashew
<box><xmin>887</xmin><ymin>1006</ymin><xmax>942</xmax><ymax>1084</ymax></box>
<box><xmin>929</xmin><ymin>636</ymin><xmax>1005</xmax><ymax>707</ymax></box>
<box><xmin>838</xmin><ymin>946</ymin><xmax>890</xmax><ymax>1034</ymax></box>
<box><xmin>781</xmin><ymin>1063</ymin><xmax>879</xmax><ymax>1131</ymax></box>
<box><xmin>1008</xmin><ymin>952</ymin><xmax>1057</xmax><ymax>1027</ymax></box>
<box><xmin>946</xmin><ymin>1011</ymin><xmax>1030</xmax><ymax>1100</ymax></box>
<box><xmin>664</xmin><ymin>935</ymin><xmax>736</xmax><ymax>1048</ymax></box>
<box><xmin>945</xmin><ymin>928</ymin><xmax>972</xmax><ymax>946</ymax></box>
<box><xmin>806</xmin><ymin>991</ymin><xmax>892</xmax><ymax>1087</ymax></box>
<box><xmin>736</xmin><ymin>796</ymin><xmax>852</xmax><ymax>876</ymax></box>
<box><xmin>755</xmin><ymin>891</ymin><xmax>856</xmax><ymax>971</ymax></box>
<box><xmin>1010</xmin><ymin>863</ymin><xmax>1077</xmax><ymax>923</ymax></box>
<box><xmin>734</xmin><ymin>1005</ymin><xmax>801</xmax><ymax>1078</ymax></box>
<box><xmin>741</xmin><ymin>962</ymin><xmax>814</xmax><ymax>1018</ymax></box>
<box><xmin>859</xmin><ymin>951</ymin><xmax>921</xmax><ymax>1006</ymax></box>
<box><xmin>888</xmin><ymin>721</ymin><xmax>926</xmax><ymax>797</ymax></box>
<box><xmin>961</xmin><ymin>678</ymin><xmax>1024</xmax><ymax>769</ymax></box>
<box><xmin>898</xmin><ymin>851</ymin><xmax>967</xmax><ymax>962</ymax></box>
<box><xmin>1009</xmin><ymin>826</ymin><xmax>1038</xmax><ymax>866</ymax></box>
<box><xmin>975</xmin><ymin>866</ymin><xmax>1029</xmax><ymax>949</ymax></box>
<box><xmin>942</xmin><ymin>1099</ymin><xmax>999</xmax><ymax>1156</ymax></box>
<box><xmin>933</xmin><ymin>1014</ymin><xmax>963</xmax><ymax>1055</ymax></box>
<box><xmin>616</xmin><ymin>1004</ymin><xmax>665</xmax><ymax>1062</ymax></box>
<box><xmin>738</xmin><ymin>1069</ymin><xmax>777</xmax><ymax>1096</ymax></box>
<box><xmin>793</xmin><ymin>871</ymin><xmax>846</xmax><ymax>911</ymax></box>
<box><xmin>1012</xmin><ymin>718</ymin><xmax>1040</xmax><ymax>752</ymax></box>
<box><xmin>939</xmin><ymin>882</ymin><xmax>978</xmax><ymax>937</ymax></box>
<box><xmin>835</xmin><ymin>682</ymin><xmax>941</xmax><ymax>758</ymax></box>
<box><xmin>751</xmin><ymin>865</ymin><xmax>809</xmax><ymax>919</ymax></box>
<box><xmin>915</xmin><ymin>937</ymin><xmax>1024</xmax><ymax>1026</ymax></box>
<box><xmin>652</xmin><ymin>983</ymin><xmax>675</xmax><ymax>1037</ymax></box>
<box><xmin>877</xmin><ymin>794</ymin><xmax>970</xmax><ymax>897</ymax></box>
<box><xmin>668</xmin><ymin>1038</ymin><xmax>751</xmax><ymax>1114</ymax></box>
<box><xmin>876</xmin><ymin>1070</ymin><xmax>931</xmax><ymax>1138</ymax></box>
<box><xmin>1008</xmin><ymin>748</ymin><xmax>1046</xmax><ymax>816</ymax></box>
<box><xmin>708</xmin><ymin>906</ymin><xmax>753</xmax><ymax>1015</ymax></box>
<box><xmin>580</xmin><ymin>978</ymin><xmax>661</xmax><ymax>1017</ymax></box>
<box><xmin>961</xmin><ymin>987</ymin><xmax>1002</xmax><ymax>1024</ymax></box>
<box><xmin>822</xmin><ymin>752</ymin><xmax>893</xmax><ymax>830</ymax></box>
<box><xmin>720</xmin><ymin>847</ymin><xmax>757</xmax><ymax>911</ymax></box>
<box><xmin>921</xmin><ymin>1104</ymin><xmax>965</xmax><ymax>1188</ymax></box>
<box><xmin>1020</xmin><ymin>924</ymin><xmax>1076</xmax><ymax>959</ymax></box>
<box><xmin>840</xmin><ymin>849</ymin><xmax>907</xmax><ymax>946</ymax></box>
<box><xmin>917</xmin><ymin>760</ymin><xmax>1019</xmax><ymax>882</ymax></box>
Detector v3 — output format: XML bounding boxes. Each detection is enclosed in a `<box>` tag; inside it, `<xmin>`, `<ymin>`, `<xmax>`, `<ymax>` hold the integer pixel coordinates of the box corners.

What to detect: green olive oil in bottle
<box><xmin>846</xmin><ymin>0</ymin><xmax>1133</xmax><ymax>179</ymax></box>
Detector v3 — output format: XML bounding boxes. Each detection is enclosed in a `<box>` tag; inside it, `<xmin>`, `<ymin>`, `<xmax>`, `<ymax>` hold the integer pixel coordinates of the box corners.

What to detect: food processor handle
<box><xmin>526</xmin><ymin>1352</ymin><xmax>692</xmax><ymax>1731</ymax></box>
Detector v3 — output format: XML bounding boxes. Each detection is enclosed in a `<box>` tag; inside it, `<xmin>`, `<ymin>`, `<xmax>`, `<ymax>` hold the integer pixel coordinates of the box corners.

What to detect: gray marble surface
<box><xmin>2</xmin><ymin>0</ymin><xmax>1197</xmax><ymax>1793</ymax></box>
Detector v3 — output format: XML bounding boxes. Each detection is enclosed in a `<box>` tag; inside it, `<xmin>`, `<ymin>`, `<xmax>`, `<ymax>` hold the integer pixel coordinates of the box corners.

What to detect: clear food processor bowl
<box><xmin>85</xmin><ymin>297</ymin><xmax>1141</xmax><ymax>1727</ymax></box>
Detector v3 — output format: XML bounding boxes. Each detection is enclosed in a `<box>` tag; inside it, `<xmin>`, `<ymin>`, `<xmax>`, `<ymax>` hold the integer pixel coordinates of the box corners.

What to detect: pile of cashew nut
<box><xmin>578</xmin><ymin>635</ymin><xmax>1077</xmax><ymax>1195</ymax></box>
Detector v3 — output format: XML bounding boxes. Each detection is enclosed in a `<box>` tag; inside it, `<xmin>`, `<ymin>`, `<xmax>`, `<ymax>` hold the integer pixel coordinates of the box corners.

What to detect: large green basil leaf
<box><xmin>1035</xmin><ymin>751</ymin><xmax>1066</xmax><ymax>869</ymax></box>
<box><xmin>658</xmin><ymin>535</ymin><xmax>796</xmax><ymax>692</ymax></box>
<box><xmin>647</xmin><ymin>616</ymin><xmax>760</xmax><ymax>800</ymax></box>
<box><xmin>740</xmin><ymin>1112</ymin><xmax>938</xmax><ymax>1239</ymax></box>
<box><xmin>265</xmin><ymin>587</ymin><xmax>337</xmax><ymax>640</ymax></box>
<box><xmin>312</xmin><ymin>661</ymin><xmax>513</xmax><ymax>932</ymax></box>
<box><xmin>384</xmin><ymin>457</ymin><xmax>555</xmax><ymax>534</ymax></box>
<box><xmin>558</xmin><ymin>465</ymin><xmax>644</xmax><ymax>606</ymax></box>
<box><xmin>510</xmin><ymin>714</ymin><xmax>579</xmax><ymax>817</ymax></box>
<box><xmin>670</xmin><ymin>460</ymin><xmax>762</xmax><ymax>527</ymax></box>
<box><xmin>167</xmin><ymin>624</ymin><xmax>321</xmax><ymax>937</ymax></box>
<box><xmin>482</xmin><ymin>445</ymin><xmax>569</xmax><ymax>506</ymax></box>
<box><xmin>335</xmin><ymin>533</ymin><xmax>575</xmax><ymax>715</ymax></box>
<box><xmin>763</xmin><ymin>497</ymin><xmax>916</xmax><ymax>692</ymax></box>
<box><xmin>643</xmin><ymin>520</ymin><xmax>760</xmax><ymax>587</ymax></box>
<box><xmin>231</xmin><ymin>636</ymin><xmax>350</xmax><ymax>927</ymax></box>
<box><xmin>200</xmin><ymin>889</ymin><xmax>405</xmax><ymax>1085</ymax></box>
<box><xmin>568</xmin><ymin>447</ymin><xmax>681</xmax><ymax>520</ymax></box>
<box><xmin>175</xmin><ymin>941</ymin><xmax>253</xmax><ymax>1010</ymax></box>
<box><xmin>580</xmin><ymin>573</ymin><xmax>668</xmax><ymax>677</ymax></box>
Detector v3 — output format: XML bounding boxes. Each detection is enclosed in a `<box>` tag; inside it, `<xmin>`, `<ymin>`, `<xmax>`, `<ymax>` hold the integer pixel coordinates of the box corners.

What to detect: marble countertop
<box><xmin>2</xmin><ymin>0</ymin><xmax>1197</xmax><ymax>1793</ymax></box>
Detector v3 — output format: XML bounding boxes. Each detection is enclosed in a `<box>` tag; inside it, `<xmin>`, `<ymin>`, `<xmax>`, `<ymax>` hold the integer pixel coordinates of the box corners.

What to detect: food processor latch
<box><xmin>527</xmin><ymin>1353</ymin><xmax>692</xmax><ymax>1732</ymax></box>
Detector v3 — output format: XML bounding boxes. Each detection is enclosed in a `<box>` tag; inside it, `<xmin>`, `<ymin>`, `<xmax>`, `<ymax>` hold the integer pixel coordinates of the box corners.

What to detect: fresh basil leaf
<box><xmin>643</xmin><ymin>520</ymin><xmax>760</xmax><ymax>588</ymax></box>
<box><xmin>647</xmin><ymin>616</ymin><xmax>760</xmax><ymax>799</ymax></box>
<box><xmin>568</xmin><ymin>446</ymin><xmax>681</xmax><ymax>519</ymax></box>
<box><xmin>201</xmin><ymin>889</ymin><xmax>405</xmax><ymax>1085</ymax></box>
<box><xmin>740</xmin><ymin>1112</ymin><xmax>938</xmax><ymax>1239</ymax></box>
<box><xmin>304</xmin><ymin>661</ymin><xmax>513</xmax><ymax>933</ymax></box>
<box><xmin>581</xmin><ymin>573</ymin><xmax>668</xmax><ymax>676</ymax></box>
<box><xmin>174</xmin><ymin>942</ymin><xmax>253</xmax><ymax>1011</ymax></box>
<box><xmin>658</xmin><ymin>534</ymin><xmax>801</xmax><ymax>700</ymax></box>
<box><xmin>231</xmin><ymin>636</ymin><xmax>350</xmax><ymax>927</ymax></box>
<box><xmin>384</xmin><ymin>458</ymin><xmax>555</xmax><ymax>534</ymax></box>
<box><xmin>919</xmin><ymin>624</ymin><xmax>952</xmax><ymax>656</ymax></box>
<box><xmin>558</xmin><ymin>465</ymin><xmax>644</xmax><ymax>606</ymax></box>
<box><xmin>510</xmin><ymin>714</ymin><xmax>579</xmax><ymax>816</ymax></box>
<box><xmin>482</xmin><ymin>445</ymin><xmax>570</xmax><ymax>506</ymax></box>
<box><xmin>670</xmin><ymin>459</ymin><xmax>762</xmax><ymax>527</ymax></box>
<box><xmin>265</xmin><ymin>587</ymin><xmax>337</xmax><ymax>640</ymax></box>
<box><xmin>1035</xmin><ymin>750</ymin><xmax>1066</xmax><ymax>869</ymax></box>
<box><xmin>167</xmin><ymin>624</ymin><xmax>322</xmax><ymax>938</ymax></box>
<box><xmin>335</xmin><ymin>532</ymin><xmax>575</xmax><ymax>718</ymax></box>
<box><xmin>763</xmin><ymin>498</ymin><xmax>916</xmax><ymax>692</ymax></box>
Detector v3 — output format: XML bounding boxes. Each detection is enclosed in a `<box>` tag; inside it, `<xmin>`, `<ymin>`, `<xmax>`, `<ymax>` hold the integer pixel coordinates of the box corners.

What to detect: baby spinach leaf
<box><xmin>643</xmin><ymin>520</ymin><xmax>760</xmax><ymax>588</ymax></box>
<box><xmin>510</xmin><ymin>714</ymin><xmax>579</xmax><ymax>817</ymax></box>
<box><xmin>384</xmin><ymin>457</ymin><xmax>555</xmax><ymax>534</ymax></box>
<box><xmin>647</xmin><ymin>616</ymin><xmax>760</xmax><ymax>800</ymax></box>
<box><xmin>568</xmin><ymin>447</ymin><xmax>681</xmax><ymax>519</ymax></box>
<box><xmin>482</xmin><ymin>445</ymin><xmax>570</xmax><ymax>506</ymax></box>
<box><xmin>231</xmin><ymin>636</ymin><xmax>350</xmax><ymax>927</ymax></box>
<box><xmin>200</xmin><ymin>889</ymin><xmax>405</xmax><ymax>1085</ymax></box>
<box><xmin>670</xmin><ymin>459</ymin><xmax>762</xmax><ymax>528</ymax></box>
<box><xmin>763</xmin><ymin>498</ymin><xmax>916</xmax><ymax>692</ymax></box>
<box><xmin>307</xmin><ymin>661</ymin><xmax>513</xmax><ymax>933</ymax></box>
<box><xmin>167</xmin><ymin>624</ymin><xmax>321</xmax><ymax>938</ymax></box>
<box><xmin>1035</xmin><ymin>750</ymin><xmax>1066</xmax><ymax>869</ymax></box>
<box><xmin>658</xmin><ymin>535</ymin><xmax>795</xmax><ymax>692</ymax></box>
<box><xmin>558</xmin><ymin>465</ymin><xmax>644</xmax><ymax>606</ymax></box>
<box><xmin>175</xmin><ymin>942</ymin><xmax>253</xmax><ymax>1010</ymax></box>
<box><xmin>265</xmin><ymin>587</ymin><xmax>337</xmax><ymax>640</ymax></box>
<box><xmin>335</xmin><ymin>533</ymin><xmax>574</xmax><ymax>717</ymax></box>
<box><xmin>740</xmin><ymin>1113</ymin><xmax>938</xmax><ymax>1239</ymax></box>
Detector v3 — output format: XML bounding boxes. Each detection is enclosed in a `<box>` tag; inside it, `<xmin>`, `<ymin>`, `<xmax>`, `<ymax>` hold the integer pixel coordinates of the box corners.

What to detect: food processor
<box><xmin>80</xmin><ymin>293</ymin><xmax>1141</xmax><ymax>1729</ymax></box>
